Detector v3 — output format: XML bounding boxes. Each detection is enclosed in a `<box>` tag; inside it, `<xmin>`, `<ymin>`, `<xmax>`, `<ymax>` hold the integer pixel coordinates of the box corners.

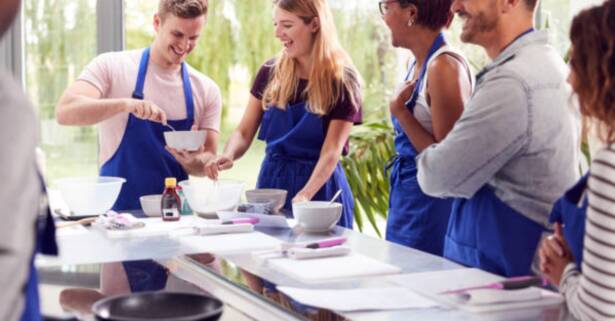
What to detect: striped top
<box><xmin>560</xmin><ymin>144</ymin><xmax>615</xmax><ymax>321</ymax></box>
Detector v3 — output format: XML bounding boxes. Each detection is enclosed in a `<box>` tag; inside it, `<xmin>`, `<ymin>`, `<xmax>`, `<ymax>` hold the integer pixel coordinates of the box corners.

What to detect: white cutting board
<box><xmin>95</xmin><ymin>217</ymin><xmax>196</xmax><ymax>239</ymax></box>
<box><xmin>389</xmin><ymin>268</ymin><xmax>563</xmax><ymax>313</ymax></box>
<box><xmin>268</xmin><ymin>253</ymin><xmax>401</xmax><ymax>283</ymax></box>
<box><xmin>178</xmin><ymin>231</ymin><xmax>282</xmax><ymax>255</ymax></box>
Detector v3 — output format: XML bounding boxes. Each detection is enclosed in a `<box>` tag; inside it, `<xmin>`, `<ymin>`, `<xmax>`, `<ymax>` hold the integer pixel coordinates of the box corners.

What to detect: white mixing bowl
<box><xmin>179</xmin><ymin>179</ymin><xmax>245</xmax><ymax>217</ymax></box>
<box><xmin>292</xmin><ymin>201</ymin><xmax>342</xmax><ymax>232</ymax></box>
<box><xmin>245</xmin><ymin>188</ymin><xmax>287</xmax><ymax>213</ymax></box>
<box><xmin>55</xmin><ymin>176</ymin><xmax>125</xmax><ymax>215</ymax></box>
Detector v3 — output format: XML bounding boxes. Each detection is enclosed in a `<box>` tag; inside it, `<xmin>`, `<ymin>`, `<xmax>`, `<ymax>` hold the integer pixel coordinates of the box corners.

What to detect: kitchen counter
<box><xmin>38</xmin><ymin>214</ymin><xmax>577</xmax><ymax>321</ymax></box>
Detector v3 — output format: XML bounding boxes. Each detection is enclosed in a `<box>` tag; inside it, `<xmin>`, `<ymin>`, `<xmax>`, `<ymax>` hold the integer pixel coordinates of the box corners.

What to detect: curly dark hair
<box><xmin>398</xmin><ymin>0</ymin><xmax>453</xmax><ymax>30</ymax></box>
<box><xmin>570</xmin><ymin>0</ymin><xmax>615</xmax><ymax>143</ymax></box>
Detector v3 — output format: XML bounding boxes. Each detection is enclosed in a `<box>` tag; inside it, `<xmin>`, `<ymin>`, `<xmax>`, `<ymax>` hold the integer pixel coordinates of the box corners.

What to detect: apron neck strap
<box><xmin>404</xmin><ymin>32</ymin><xmax>446</xmax><ymax>110</ymax></box>
<box><xmin>181</xmin><ymin>62</ymin><xmax>195</xmax><ymax>121</ymax></box>
<box><xmin>132</xmin><ymin>48</ymin><xmax>151</xmax><ymax>100</ymax></box>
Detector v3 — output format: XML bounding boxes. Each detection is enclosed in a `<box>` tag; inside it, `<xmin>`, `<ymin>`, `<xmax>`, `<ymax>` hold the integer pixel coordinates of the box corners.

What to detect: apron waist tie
<box><xmin>385</xmin><ymin>154</ymin><xmax>416</xmax><ymax>173</ymax></box>
<box><xmin>266</xmin><ymin>153</ymin><xmax>319</xmax><ymax>165</ymax></box>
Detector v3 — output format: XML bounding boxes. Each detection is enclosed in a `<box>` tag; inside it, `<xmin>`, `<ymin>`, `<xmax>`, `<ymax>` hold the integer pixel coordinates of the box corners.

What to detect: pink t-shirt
<box><xmin>78</xmin><ymin>49</ymin><xmax>222</xmax><ymax>166</ymax></box>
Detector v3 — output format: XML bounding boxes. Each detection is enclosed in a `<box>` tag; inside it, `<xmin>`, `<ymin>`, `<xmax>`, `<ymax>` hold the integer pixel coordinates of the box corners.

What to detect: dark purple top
<box><xmin>250</xmin><ymin>60</ymin><xmax>363</xmax><ymax>155</ymax></box>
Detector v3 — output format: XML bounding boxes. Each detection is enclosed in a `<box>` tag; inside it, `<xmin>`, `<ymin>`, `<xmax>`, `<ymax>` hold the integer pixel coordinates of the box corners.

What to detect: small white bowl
<box><xmin>163</xmin><ymin>130</ymin><xmax>206</xmax><ymax>151</ymax></box>
<box><xmin>292</xmin><ymin>201</ymin><xmax>342</xmax><ymax>233</ymax></box>
<box><xmin>245</xmin><ymin>189</ymin><xmax>287</xmax><ymax>213</ymax></box>
<box><xmin>140</xmin><ymin>194</ymin><xmax>162</xmax><ymax>217</ymax></box>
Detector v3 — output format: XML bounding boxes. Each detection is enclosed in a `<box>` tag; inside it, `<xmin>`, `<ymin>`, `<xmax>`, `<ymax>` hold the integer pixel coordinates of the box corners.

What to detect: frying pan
<box><xmin>93</xmin><ymin>292</ymin><xmax>224</xmax><ymax>321</ymax></box>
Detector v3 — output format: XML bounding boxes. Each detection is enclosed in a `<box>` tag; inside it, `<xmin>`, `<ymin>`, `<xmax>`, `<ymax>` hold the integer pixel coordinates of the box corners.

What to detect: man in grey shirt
<box><xmin>417</xmin><ymin>0</ymin><xmax>578</xmax><ymax>276</ymax></box>
<box><xmin>0</xmin><ymin>0</ymin><xmax>56</xmax><ymax>319</ymax></box>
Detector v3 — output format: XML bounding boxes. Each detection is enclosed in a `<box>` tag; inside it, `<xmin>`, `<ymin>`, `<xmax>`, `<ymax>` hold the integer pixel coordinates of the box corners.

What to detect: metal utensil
<box><xmin>329</xmin><ymin>189</ymin><xmax>342</xmax><ymax>204</ymax></box>
<box><xmin>165</xmin><ymin>123</ymin><xmax>176</xmax><ymax>131</ymax></box>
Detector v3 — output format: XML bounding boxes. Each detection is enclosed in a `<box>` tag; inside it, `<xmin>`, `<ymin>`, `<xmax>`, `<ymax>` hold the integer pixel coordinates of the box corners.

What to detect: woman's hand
<box><xmin>203</xmin><ymin>154</ymin><xmax>234</xmax><ymax>180</ymax></box>
<box><xmin>292</xmin><ymin>191</ymin><xmax>311</xmax><ymax>204</ymax></box>
<box><xmin>539</xmin><ymin>223</ymin><xmax>574</xmax><ymax>286</ymax></box>
<box><xmin>389</xmin><ymin>80</ymin><xmax>416</xmax><ymax>117</ymax></box>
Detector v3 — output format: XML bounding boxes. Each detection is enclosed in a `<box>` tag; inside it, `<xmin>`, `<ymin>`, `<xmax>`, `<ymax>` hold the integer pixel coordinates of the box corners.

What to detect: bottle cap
<box><xmin>165</xmin><ymin>177</ymin><xmax>177</xmax><ymax>187</ymax></box>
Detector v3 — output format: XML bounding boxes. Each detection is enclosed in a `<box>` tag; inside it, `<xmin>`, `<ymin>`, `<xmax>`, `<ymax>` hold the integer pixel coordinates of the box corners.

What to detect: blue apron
<box><xmin>443</xmin><ymin>29</ymin><xmax>545</xmax><ymax>277</ymax></box>
<box><xmin>548</xmin><ymin>174</ymin><xmax>588</xmax><ymax>269</ymax></box>
<box><xmin>100</xmin><ymin>47</ymin><xmax>195</xmax><ymax>211</ymax></box>
<box><xmin>386</xmin><ymin>33</ymin><xmax>452</xmax><ymax>255</ymax></box>
<box><xmin>21</xmin><ymin>172</ymin><xmax>58</xmax><ymax>321</ymax></box>
<box><xmin>444</xmin><ymin>186</ymin><xmax>545</xmax><ymax>277</ymax></box>
<box><xmin>256</xmin><ymin>101</ymin><xmax>354</xmax><ymax>228</ymax></box>
<box><xmin>101</xmin><ymin>48</ymin><xmax>194</xmax><ymax>292</ymax></box>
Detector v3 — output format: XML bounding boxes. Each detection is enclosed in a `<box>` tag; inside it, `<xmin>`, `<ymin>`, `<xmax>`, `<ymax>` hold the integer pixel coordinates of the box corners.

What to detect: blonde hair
<box><xmin>263</xmin><ymin>0</ymin><xmax>361</xmax><ymax>115</ymax></box>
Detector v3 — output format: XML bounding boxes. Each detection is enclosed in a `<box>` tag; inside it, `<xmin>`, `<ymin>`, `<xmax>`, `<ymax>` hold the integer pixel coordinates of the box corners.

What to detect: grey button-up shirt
<box><xmin>417</xmin><ymin>30</ymin><xmax>579</xmax><ymax>226</ymax></box>
<box><xmin>0</xmin><ymin>73</ymin><xmax>41</xmax><ymax>321</ymax></box>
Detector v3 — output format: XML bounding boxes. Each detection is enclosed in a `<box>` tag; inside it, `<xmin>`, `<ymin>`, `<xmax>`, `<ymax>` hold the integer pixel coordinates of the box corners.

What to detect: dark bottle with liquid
<box><xmin>161</xmin><ymin>177</ymin><xmax>181</xmax><ymax>221</ymax></box>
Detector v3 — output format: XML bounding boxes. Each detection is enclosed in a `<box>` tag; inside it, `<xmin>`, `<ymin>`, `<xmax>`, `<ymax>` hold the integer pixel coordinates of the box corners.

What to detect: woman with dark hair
<box><xmin>380</xmin><ymin>0</ymin><xmax>472</xmax><ymax>254</ymax></box>
<box><xmin>539</xmin><ymin>1</ymin><xmax>615</xmax><ymax>319</ymax></box>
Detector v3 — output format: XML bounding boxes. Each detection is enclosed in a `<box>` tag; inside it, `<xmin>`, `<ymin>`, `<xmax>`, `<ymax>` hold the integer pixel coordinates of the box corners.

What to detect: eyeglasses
<box><xmin>378</xmin><ymin>0</ymin><xmax>399</xmax><ymax>15</ymax></box>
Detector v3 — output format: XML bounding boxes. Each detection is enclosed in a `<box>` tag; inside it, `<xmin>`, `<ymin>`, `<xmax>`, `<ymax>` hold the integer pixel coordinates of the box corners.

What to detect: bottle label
<box><xmin>163</xmin><ymin>208</ymin><xmax>180</xmax><ymax>218</ymax></box>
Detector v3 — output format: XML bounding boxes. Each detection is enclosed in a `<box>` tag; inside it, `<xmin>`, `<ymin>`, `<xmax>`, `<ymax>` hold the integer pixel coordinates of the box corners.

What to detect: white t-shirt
<box><xmin>78</xmin><ymin>49</ymin><xmax>223</xmax><ymax>166</ymax></box>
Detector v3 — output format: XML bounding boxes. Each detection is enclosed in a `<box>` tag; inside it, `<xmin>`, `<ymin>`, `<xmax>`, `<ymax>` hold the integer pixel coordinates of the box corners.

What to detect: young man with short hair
<box><xmin>56</xmin><ymin>0</ymin><xmax>222</xmax><ymax>211</ymax></box>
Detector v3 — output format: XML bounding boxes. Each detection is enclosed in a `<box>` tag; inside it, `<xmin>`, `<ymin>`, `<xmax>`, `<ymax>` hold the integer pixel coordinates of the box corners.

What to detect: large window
<box><xmin>24</xmin><ymin>0</ymin><xmax>98</xmax><ymax>181</ymax></box>
<box><xmin>16</xmin><ymin>0</ymin><xmax>600</xmax><ymax>189</ymax></box>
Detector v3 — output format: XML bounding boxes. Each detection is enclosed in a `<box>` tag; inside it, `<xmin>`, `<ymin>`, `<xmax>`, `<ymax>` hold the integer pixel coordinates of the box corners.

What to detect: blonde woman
<box><xmin>206</xmin><ymin>0</ymin><xmax>362</xmax><ymax>228</ymax></box>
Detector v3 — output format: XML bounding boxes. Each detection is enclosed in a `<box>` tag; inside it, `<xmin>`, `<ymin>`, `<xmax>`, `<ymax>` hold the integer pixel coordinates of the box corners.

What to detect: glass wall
<box><xmin>24</xmin><ymin>0</ymin><xmax>98</xmax><ymax>182</ymax></box>
<box><xmin>18</xmin><ymin>0</ymin><xmax>600</xmax><ymax>213</ymax></box>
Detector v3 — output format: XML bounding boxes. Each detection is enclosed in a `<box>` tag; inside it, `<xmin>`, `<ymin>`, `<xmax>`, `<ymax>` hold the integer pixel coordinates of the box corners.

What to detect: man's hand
<box><xmin>166</xmin><ymin>126</ymin><xmax>216</xmax><ymax>176</ymax></box>
<box><xmin>124</xmin><ymin>99</ymin><xmax>168</xmax><ymax>125</ymax></box>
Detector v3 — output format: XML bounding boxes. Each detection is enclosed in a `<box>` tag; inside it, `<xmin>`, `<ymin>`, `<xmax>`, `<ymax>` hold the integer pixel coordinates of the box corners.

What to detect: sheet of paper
<box><xmin>268</xmin><ymin>253</ymin><xmax>401</xmax><ymax>283</ymax></box>
<box><xmin>388</xmin><ymin>268</ymin><xmax>563</xmax><ymax>313</ymax></box>
<box><xmin>217</xmin><ymin>211</ymin><xmax>289</xmax><ymax>228</ymax></box>
<box><xmin>277</xmin><ymin>287</ymin><xmax>438</xmax><ymax>312</ymax></box>
<box><xmin>179</xmin><ymin>231</ymin><xmax>282</xmax><ymax>255</ymax></box>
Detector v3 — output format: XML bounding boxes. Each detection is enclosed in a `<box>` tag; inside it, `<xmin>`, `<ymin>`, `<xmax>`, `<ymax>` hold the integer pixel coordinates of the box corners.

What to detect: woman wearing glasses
<box><xmin>381</xmin><ymin>0</ymin><xmax>472</xmax><ymax>254</ymax></box>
